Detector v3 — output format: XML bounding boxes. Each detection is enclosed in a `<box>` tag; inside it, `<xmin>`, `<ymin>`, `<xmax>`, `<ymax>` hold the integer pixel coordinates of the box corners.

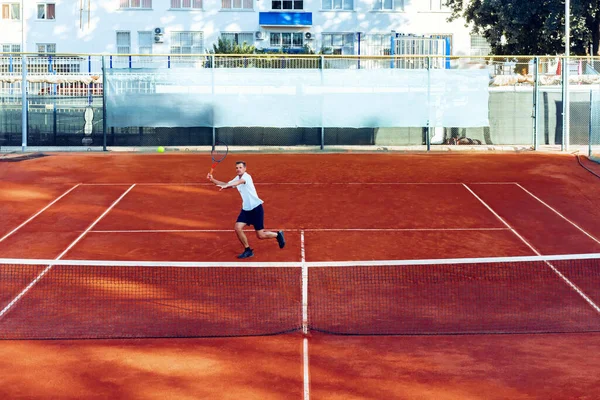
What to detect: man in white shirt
<box><xmin>207</xmin><ymin>160</ymin><xmax>285</xmax><ymax>259</ymax></box>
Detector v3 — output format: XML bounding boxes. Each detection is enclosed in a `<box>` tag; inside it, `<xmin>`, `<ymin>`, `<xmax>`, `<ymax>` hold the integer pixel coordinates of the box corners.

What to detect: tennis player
<box><xmin>207</xmin><ymin>161</ymin><xmax>285</xmax><ymax>259</ymax></box>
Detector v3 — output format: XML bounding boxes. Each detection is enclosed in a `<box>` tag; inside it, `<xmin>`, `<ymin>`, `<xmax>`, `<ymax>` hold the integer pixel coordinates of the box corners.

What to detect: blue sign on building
<box><xmin>259</xmin><ymin>12</ymin><xmax>312</xmax><ymax>26</ymax></box>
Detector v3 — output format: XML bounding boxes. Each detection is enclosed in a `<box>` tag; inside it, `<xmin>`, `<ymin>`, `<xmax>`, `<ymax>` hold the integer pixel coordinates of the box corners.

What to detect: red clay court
<box><xmin>1</xmin><ymin>151</ymin><xmax>600</xmax><ymax>399</ymax></box>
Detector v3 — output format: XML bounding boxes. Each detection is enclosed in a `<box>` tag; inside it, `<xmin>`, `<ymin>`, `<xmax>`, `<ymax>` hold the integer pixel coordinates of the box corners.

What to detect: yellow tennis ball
<box><xmin>157</xmin><ymin>146</ymin><xmax>165</xmax><ymax>153</ymax></box>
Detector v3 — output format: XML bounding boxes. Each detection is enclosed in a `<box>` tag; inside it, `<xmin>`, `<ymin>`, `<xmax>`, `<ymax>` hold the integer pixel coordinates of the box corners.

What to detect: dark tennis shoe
<box><xmin>237</xmin><ymin>248</ymin><xmax>254</xmax><ymax>259</ymax></box>
<box><xmin>277</xmin><ymin>231</ymin><xmax>286</xmax><ymax>249</ymax></box>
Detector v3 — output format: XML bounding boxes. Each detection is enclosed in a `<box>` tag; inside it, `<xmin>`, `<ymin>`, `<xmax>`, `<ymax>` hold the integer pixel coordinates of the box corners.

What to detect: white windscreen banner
<box><xmin>106</xmin><ymin>68</ymin><xmax>489</xmax><ymax>128</ymax></box>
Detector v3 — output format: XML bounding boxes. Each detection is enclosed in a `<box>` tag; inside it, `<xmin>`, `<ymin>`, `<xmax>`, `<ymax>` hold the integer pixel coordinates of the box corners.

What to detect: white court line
<box><xmin>53</xmin><ymin>185</ymin><xmax>136</xmax><ymax>260</ymax></box>
<box><xmin>88</xmin><ymin>228</ymin><xmax>509</xmax><ymax>234</ymax></box>
<box><xmin>78</xmin><ymin>182</ymin><xmax>520</xmax><ymax>186</ymax></box>
<box><xmin>462</xmin><ymin>183</ymin><xmax>600</xmax><ymax>314</ymax></box>
<box><xmin>0</xmin><ymin>184</ymin><xmax>136</xmax><ymax>321</ymax></box>
<box><xmin>301</xmin><ymin>230</ymin><xmax>310</xmax><ymax>400</ymax></box>
<box><xmin>303</xmin><ymin>337</ymin><xmax>310</xmax><ymax>400</ymax></box>
<box><xmin>514</xmin><ymin>183</ymin><xmax>600</xmax><ymax>246</ymax></box>
<box><xmin>0</xmin><ymin>184</ymin><xmax>81</xmax><ymax>244</ymax></box>
<box><xmin>2</xmin><ymin>253</ymin><xmax>599</xmax><ymax>268</ymax></box>
<box><xmin>301</xmin><ymin>230</ymin><xmax>307</xmax><ymax>332</ymax></box>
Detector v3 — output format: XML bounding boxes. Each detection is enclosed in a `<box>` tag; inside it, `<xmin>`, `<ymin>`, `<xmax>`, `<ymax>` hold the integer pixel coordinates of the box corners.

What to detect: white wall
<box><xmin>0</xmin><ymin>0</ymin><xmax>472</xmax><ymax>55</ymax></box>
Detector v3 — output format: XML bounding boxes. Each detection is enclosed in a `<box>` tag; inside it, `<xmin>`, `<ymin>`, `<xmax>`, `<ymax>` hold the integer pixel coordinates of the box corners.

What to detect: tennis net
<box><xmin>1</xmin><ymin>254</ymin><xmax>600</xmax><ymax>339</ymax></box>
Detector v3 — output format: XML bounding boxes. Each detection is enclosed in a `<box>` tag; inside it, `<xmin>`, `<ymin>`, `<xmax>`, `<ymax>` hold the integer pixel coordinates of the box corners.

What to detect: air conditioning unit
<box><xmin>304</xmin><ymin>32</ymin><xmax>313</xmax><ymax>40</ymax></box>
<box><xmin>255</xmin><ymin>31</ymin><xmax>265</xmax><ymax>40</ymax></box>
<box><xmin>154</xmin><ymin>27</ymin><xmax>164</xmax><ymax>35</ymax></box>
<box><xmin>154</xmin><ymin>35</ymin><xmax>164</xmax><ymax>44</ymax></box>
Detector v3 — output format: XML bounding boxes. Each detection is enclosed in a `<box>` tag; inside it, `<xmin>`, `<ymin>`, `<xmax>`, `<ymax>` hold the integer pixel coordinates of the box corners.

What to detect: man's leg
<box><xmin>235</xmin><ymin>222</ymin><xmax>250</xmax><ymax>248</ymax></box>
<box><xmin>256</xmin><ymin>230</ymin><xmax>277</xmax><ymax>240</ymax></box>
<box><xmin>256</xmin><ymin>229</ymin><xmax>285</xmax><ymax>249</ymax></box>
<box><xmin>252</xmin><ymin>205</ymin><xmax>284</xmax><ymax>248</ymax></box>
<box><xmin>235</xmin><ymin>222</ymin><xmax>254</xmax><ymax>259</ymax></box>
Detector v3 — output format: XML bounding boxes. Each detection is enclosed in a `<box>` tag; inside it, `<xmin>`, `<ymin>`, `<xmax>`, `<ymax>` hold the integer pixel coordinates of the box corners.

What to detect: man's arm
<box><xmin>217</xmin><ymin>179</ymin><xmax>246</xmax><ymax>189</ymax></box>
<box><xmin>206</xmin><ymin>173</ymin><xmax>245</xmax><ymax>190</ymax></box>
<box><xmin>206</xmin><ymin>173</ymin><xmax>228</xmax><ymax>186</ymax></box>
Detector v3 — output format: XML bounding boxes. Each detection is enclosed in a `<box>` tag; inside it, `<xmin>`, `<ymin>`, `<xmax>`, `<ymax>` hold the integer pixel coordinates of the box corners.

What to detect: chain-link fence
<box><xmin>2</xmin><ymin>53</ymin><xmax>600</xmax><ymax>151</ymax></box>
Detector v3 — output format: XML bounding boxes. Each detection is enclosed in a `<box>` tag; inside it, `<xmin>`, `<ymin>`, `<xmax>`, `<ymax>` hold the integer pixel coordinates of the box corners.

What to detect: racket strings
<box><xmin>212</xmin><ymin>150</ymin><xmax>227</xmax><ymax>162</ymax></box>
<box><xmin>211</xmin><ymin>142</ymin><xmax>228</xmax><ymax>162</ymax></box>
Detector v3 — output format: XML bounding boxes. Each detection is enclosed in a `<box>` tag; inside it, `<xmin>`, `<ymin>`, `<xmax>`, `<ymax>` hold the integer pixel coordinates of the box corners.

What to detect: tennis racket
<box><xmin>209</xmin><ymin>141</ymin><xmax>228</xmax><ymax>175</ymax></box>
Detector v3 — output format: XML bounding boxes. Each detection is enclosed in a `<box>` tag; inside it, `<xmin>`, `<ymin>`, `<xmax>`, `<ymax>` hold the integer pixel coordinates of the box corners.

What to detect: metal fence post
<box><xmin>589</xmin><ymin>90</ymin><xmax>593</xmax><ymax>158</ymax></box>
<box><xmin>102</xmin><ymin>55</ymin><xmax>107</xmax><ymax>151</ymax></box>
<box><xmin>320</xmin><ymin>55</ymin><xmax>325</xmax><ymax>150</ymax></box>
<box><xmin>426</xmin><ymin>56</ymin><xmax>431</xmax><ymax>152</ymax></box>
<box><xmin>87</xmin><ymin>55</ymin><xmax>92</xmax><ymax>106</ymax></box>
<box><xmin>390</xmin><ymin>34</ymin><xmax>395</xmax><ymax>69</ymax></box>
<box><xmin>21</xmin><ymin>53</ymin><xmax>27</xmax><ymax>151</ymax></box>
<box><xmin>357</xmin><ymin>32</ymin><xmax>361</xmax><ymax>70</ymax></box>
<box><xmin>533</xmin><ymin>57</ymin><xmax>539</xmax><ymax>150</ymax></box>
<box><xmin>211</xmin><ymin>54</ymin><xmax>216</xmax><ymax>148</ymax></box>
<box><xmin>561</xmin><ymin>56</ymin><xmax>570</xmax><ymax>151</ymax></box>
<box><xmin>49</xmin><ymin>54</ymin><xmax>57</xmax><ymax>144</ymax></box>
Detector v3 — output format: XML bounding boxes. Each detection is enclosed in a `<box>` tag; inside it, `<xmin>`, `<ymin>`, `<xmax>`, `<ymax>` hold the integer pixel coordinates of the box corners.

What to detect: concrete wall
<box><xmin>374</xmin><ymin>88</ymin><xmax>593</xmax><ymax>146</ymax></box>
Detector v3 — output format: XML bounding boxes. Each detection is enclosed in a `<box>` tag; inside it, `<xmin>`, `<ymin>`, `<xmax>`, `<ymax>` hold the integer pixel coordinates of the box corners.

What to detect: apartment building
<box><xmin>0</xmin><ymin>0</ymin><xmax>492</xmax><ymax>57</ymax></box>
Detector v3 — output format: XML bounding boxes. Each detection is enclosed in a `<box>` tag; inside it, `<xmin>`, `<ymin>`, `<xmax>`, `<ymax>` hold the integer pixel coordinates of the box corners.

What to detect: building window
<box><xmin>138</xmin><ymin>31</ymin><xmax>153</xmax><ymax>54</ymax></box>
<box><xmin>1</xmin><ymin>43</ymin><xmax>20</xmax><ymax>52</ymax></box>
<box><xmin>272</xmin><ymin>0</ymin><xmax>303</xmax><ymax>10</ymax></box>
<box><xmin>470</xmin><ymin>35</ymin><xmax>491</xmax><ymax>56</ymax></box>
<box><xmin>365</xmin><ymin>34</ymin><xmax>391</xmax><ymax>55</ymax></box>
<box><xmin>117</xmin><ymin>31</ymin><xmax>131</xmax><ymax>54</ymax></box>
<box><xmin>37</xmin><ymin>3</ymin><xmax>55</xmax><ymax>19</ymax></box>
<box><xmin>372</xmin><ymin>0</ymin><xmax>402</xmax><ymax>11</ymax></box>
<box><xmin>0</xmin><ymin>44</ymin><xmax>20</xmax><ymax>72</ymax></box>
<box><xmin>270</xmin><ymin>32</ymin><xmax>303</xmax><ymax>48</ymax></box>
<box><xmin>429</xmin><ymin>0</ymin><xmax>448</xmax><ymax>11</ymax></box>
<box><xmin>170</xmin><ymin>31</ymin><xmax>204</xmax><ymax>54</ymax></box>
<box><xmin>119</xmin><ymin>0</ymin><xmax>152</xmax><ymax>9</ymax></box>
<box><xmin>321</xmin><ymin>0</ymin><xmax>352</xmax><ymax>10</ymax></box>
<box><xmin>37</xmin><ymin>43</ymin><xmax>56</xmax><ymax>54</ymax></box>
<box><xmin>321</xmin><ymin>33</ymin><xmax>354</xmax><ymax>55</ymax></box>
<box><xmin>171</xmin><ymin>0</ymin><xmax>202</xmax><ymax>9</ymax></box>
<box><xmin>1</xmin><ymin>3</ymin><xmax>20</xmax><ymax>20</ymax></box>
<box><xmin>221</xmin><ymin>32</ymin><xmax>254</xmax><ymax>46</ymax></box>
<box><xmin>222</xmin><ymin>0</ymin><xmax>252</xmax><ymax>9</ymax></box>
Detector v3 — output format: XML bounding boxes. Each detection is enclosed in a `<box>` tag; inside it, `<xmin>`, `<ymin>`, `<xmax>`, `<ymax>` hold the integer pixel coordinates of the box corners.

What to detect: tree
<box><xmin>446</xmin><ymin>0</ymin><xmax>600</xmax><ymax>55</ymax></box>
<box><xmin>210</xmin><ymin>37</ymin><xmax>255</xmax><ymax>54</ymax></box>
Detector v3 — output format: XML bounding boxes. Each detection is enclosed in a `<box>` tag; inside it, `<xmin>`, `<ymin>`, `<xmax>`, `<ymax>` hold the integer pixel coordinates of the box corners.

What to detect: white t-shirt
<box><xmin>229</xmin><ymin>172</ymin><xmax>264</xmax><ymax>211</ymax></box>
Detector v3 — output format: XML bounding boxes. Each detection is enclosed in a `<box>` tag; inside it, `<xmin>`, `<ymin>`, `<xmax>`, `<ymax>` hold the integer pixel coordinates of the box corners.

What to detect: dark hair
<box><xmin>236</xmin><ymin>161</ymin><xmax>246</xmax><ymax>167</ymax></box>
